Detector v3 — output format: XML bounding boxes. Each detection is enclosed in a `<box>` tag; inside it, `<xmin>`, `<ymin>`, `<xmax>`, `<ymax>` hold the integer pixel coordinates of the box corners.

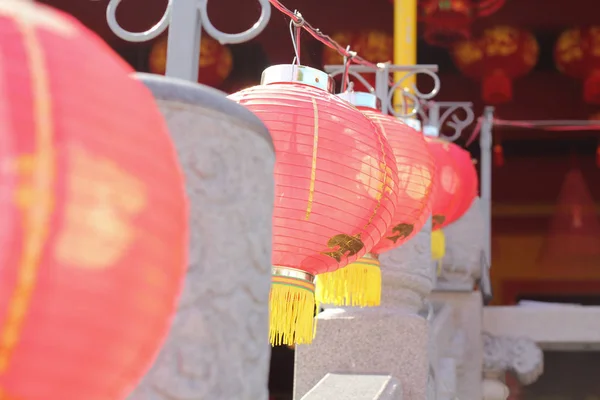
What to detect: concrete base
<box><xmin>294</xmin><ymin>308</ymin><xmax>429</xmax><ymax>400</ymax></box>
<box><xmin>301</xmin><ymin>373</ymin><xmax>402</xmax><ymax>400</ymax></box>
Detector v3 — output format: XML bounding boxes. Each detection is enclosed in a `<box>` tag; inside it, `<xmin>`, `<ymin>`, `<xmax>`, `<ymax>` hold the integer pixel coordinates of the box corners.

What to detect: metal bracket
<box><xmin>324</xmin><ymin>63</ymin><xmax>440</xmax><ymax>118</ymax></box>
<box><xmin>419</xmin><ymin>101</ymin><xmax>475</xmax><ymax>141</ymax></box>
<box><xmin>106</xmin><ymin>0</ymin><xmax>271</xmax><ymax>81</ymax></box>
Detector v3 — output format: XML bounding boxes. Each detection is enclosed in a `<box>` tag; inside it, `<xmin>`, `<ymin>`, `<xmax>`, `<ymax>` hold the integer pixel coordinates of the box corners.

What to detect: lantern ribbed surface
<box><xmin>426</xmin><ymin>138</ymin><xmax>477</xmax><ymax>263</ymax></box>
<box><xmin>316</xmin><ymin>108</ymin><xmax>435</xmax><ymax>308</ymax></box>
<box><xmin>0</xmin><ymin>3</ymin><xmax>188</xmax><ymax>399</ymax></box>
<box><xmin>228</xmin><ymin>81</ymin><xmax>398</xmax><ymax>345</ymax></box>
<box><xmin>448</xmin><ymin>141</ymin><xmax>479</xmax><ymax>220</ymax></box>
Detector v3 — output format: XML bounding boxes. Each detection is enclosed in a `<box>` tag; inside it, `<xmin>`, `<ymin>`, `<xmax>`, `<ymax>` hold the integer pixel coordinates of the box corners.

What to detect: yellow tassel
<box><xmin>315</xmin><ymin>253</ymin><xmax>381</xmax><ymax>307</ymax></box>
<box><xmin>269</xmin><ymin>274</ymin><xmax>316</xmax><ymax>346</ymax></box>
<box><xmin>431</xmin><ymin>229</ymin><xmax>446</xmax><ymax>261</ymax></box>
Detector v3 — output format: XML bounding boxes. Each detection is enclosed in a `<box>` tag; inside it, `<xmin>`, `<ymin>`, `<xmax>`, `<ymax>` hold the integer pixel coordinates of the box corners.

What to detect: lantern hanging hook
<box><xmin>289</xmin><ymin>11</ymin><xmax>305</xmax><ymax>65</ymax></box>
<box><xmin>341</xmin><ymin>45</ymin><xmax>357</xmax><ymax>93</ymax></box>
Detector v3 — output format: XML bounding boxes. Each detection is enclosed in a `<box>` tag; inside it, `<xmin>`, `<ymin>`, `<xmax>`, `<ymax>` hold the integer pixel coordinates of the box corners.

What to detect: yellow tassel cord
<box><xmin>269</xmin><ymin>275</ymin><xmax>316</xmax><ymax>346</ymax></box>
<box><xmin>315</xmin><ymin>253</ymin><xmax>381</xmax><ymax>307</ymax></box>
<box><xmin>431</xmin><ymin>229</ymin><xmax>446</xmax><ymax>276</ymax></box>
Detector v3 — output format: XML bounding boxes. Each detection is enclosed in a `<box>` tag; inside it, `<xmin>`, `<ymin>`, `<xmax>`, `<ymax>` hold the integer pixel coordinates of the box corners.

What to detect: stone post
<box><xmin>430</xmin><ymin>196</ymin><xmax>486</xmax><ymax>399</ymax></box>
<box><xmin>436</xmin><ymin>197</ymin><xmax>485</xmax><ymax>291</ymax></box>
<box><xmin>128</xmin><ymin>74</ymin><xmax>275</xmax><ymax>400</ymax></box>
<box><xmin>294</xmin><ymin>221</ymin><xmax>434</xmax><ymax>400</ymax></box>
<box><xmin>482</xmin><ymin>332</ymin><xmax>544</xmax><ymax>400</ymax></box>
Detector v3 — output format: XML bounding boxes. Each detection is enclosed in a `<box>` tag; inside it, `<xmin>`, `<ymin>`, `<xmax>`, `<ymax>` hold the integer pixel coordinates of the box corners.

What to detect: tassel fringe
<box><xmin>315</xmin><ymin>254</ymin><xmax>381</xmax><ymax>307</ymax></box>
<box><xmin>269</xmin><ymin>275</ymin><xmax>316</xmax><ymax>346</ymax></box>
<box><xmin>431</xmin><ymin>229</ymin><xmax>446</xmax><ymax>261</ymax></box>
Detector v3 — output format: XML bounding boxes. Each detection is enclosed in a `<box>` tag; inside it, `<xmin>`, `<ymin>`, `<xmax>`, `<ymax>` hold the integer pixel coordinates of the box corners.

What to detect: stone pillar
<box><xmin>436</xmin><ymin>197</ymin><xmax>485</xmax><ymax>291</ymax></box>
<box><xmin>482</xmin><ymin>332</ymin><xmax>544</xmax><ymax>400</ymax></box>
<box><xmin>430</xmin><ymin>292</ymin><xmax>483</xmax><ymax>400</ymax></box>
<box><xmin>430</xmin><ymin>197</ymin><xmax>486</xmax><ymax>399</ymax></box>
<box><xmin>294</xmin><ymin>221</ymin><xmax>434</xmax><ymax>400</ymax></box>
<box><xmin>128</xmin><ymin>74</ymin><xmax>275</xmax><ymax>400</ymax></box>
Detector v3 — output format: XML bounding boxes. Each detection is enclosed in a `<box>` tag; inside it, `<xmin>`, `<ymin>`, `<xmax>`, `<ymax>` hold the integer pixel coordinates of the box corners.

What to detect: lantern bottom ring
<box><xmin>272</xmin><ymin>266</ymin><xmax>315</xmax><ymax>285</ymax></box>
<box><xmin>270</xmin><ymin>266</ymin><xmax>317</xmax><ymax>346</ymax></box>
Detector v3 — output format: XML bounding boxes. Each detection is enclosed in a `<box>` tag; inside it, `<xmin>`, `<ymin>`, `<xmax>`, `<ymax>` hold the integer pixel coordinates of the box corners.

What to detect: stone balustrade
<box><xmin>128</xmin><ymin>74</ymin><xmax>275</xmax><ymax>400</ymax></box>
<box><xmin>126</xmin><ymin>79</ymin><xmax>562</xmax><ymax>400</ymax></box>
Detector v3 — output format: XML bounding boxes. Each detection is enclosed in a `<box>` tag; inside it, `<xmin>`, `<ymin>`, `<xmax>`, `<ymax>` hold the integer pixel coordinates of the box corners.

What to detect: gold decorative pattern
<box><xmin>484</xmin><ymin>26</ymin><xmax>519</xmax><ymax>57</ymax></box>
<box><xmin>454</xmin><ymin>41</ymin><xmax>483</xmax><ymax>66</ymax></box>
<box><xmin>305</xmin><ymin>98</ymin><xmax>319</xmax><ymax>220</ymax></box>
<box><xmin>432</xmin><ymin>214</ymin><xmax>446</xmax><ymax>228</ymax></box>
<box><xmin>0</xmin><ymin>20</ymin><xmax>55</xmax><ymax>373</ymax></box>
<box><xmin>386</xmin><ymin>223</ymin><xmax>414</xmax><ymax>243</ymax></box>
<box><xmin>321</xmin><ymin>233</ymin><xmax>365</xmax><ymax>262</ymax></box>
<box><xmin>53</xmin><ymin>145</ymin><xmax>147</xmax><ymax>269</ymax></box>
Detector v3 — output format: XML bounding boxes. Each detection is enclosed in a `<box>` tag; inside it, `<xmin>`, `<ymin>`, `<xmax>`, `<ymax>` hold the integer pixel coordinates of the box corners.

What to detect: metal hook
<box><xmin>289</xmin><ymin>11</ymin><xmax>304</xmax><ymax>65</ymax></box>
<box><xmin>341</xmin><ymin>45</ymin><xmax>356</xmax><ymax>93</ymax></box>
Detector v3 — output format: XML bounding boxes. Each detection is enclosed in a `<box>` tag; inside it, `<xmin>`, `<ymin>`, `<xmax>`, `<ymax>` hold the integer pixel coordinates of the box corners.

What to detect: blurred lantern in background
<box><xmin>0</xmin><ymin>2</ymin><xmax>188</xmax><ymax>399</ymax></box>
<box><xmin>452</xmin><ymin>26</ymin><xmax>539</xmax><ymax>104</ymax></box>
<box><xmin>322</xmin><ymin>30</ymin><xmax>393</xmax><ymax>92</ymax></box>
<box><xmin>149</xmin><ymin>34</ymin><xmax>233</xmax><ymax>88</ymax></box>
<box><xmin>421</xmin><ymin>0</ymin><xmax>474</xmax><ymax>47</ymax></box>
<box><xmin>419</xmin><ymin>0</ymin><xmax>507</xmax><ymax>48</ymax></box>
<box><xmin>555</xmin><ymin>27</ymin><xmax>600</xmax><ymax>105</ymax></box>
<box><xmin>228</xmin><ymin>65</ymin><xmax>398</xmax><ymax>346</ymax></box>
<box><xmin>316</xmin><ymin>91</ymin><xmax>435</xmax><ymax>308</ymax></box>
<box><xmin>426</xmin><ymin>138</ymin><xmax>478</xmax><ymax>263</ymax></box>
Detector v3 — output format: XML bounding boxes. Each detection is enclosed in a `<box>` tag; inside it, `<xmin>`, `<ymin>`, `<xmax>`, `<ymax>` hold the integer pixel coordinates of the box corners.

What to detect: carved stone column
<box><xmin>294</xmin><ymin>222</ymin><xmax>434</xmax><ymax>400</ymax></box>
<box><xmin>128</xmin><ymin>75</ymin><xmax>275</xmax><ymax>400</ymax></box>
<box><xmin>436</xmin><ymin>197</ymin><xmax>485</xmax><ymax>291</ymax></box>
<box><xmin>482</xmin><ymin>332</ymin><xmax>544</xmax><ymax>400</ymax></box>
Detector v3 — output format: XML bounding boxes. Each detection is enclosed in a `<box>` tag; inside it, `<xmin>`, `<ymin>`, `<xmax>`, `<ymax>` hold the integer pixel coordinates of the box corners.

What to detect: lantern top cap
<box><xmin>337</xmin><ymin>91</ymin><xmax>381</xmax><ymax>111</ymax></box>
<box><xmin>261</xmin><ymin>64</ymin><xmax>335</xmax><ymax>93</ymax></box>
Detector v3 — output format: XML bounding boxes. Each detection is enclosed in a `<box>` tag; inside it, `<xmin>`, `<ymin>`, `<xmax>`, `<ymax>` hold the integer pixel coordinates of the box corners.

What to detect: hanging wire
<box><xmin>289</xmin><ymin>11</ymin><xmax>303</xmax><ymax>65</ymax></box>
<box><xmin>340</xmin><ymin>45</ymin><xmax>357</xmax><ymax>93</ymax></box>
<box><xmin>269</xmin><ymin>0</ymin><xmax>380</xmax><ymax>70</ymax></box>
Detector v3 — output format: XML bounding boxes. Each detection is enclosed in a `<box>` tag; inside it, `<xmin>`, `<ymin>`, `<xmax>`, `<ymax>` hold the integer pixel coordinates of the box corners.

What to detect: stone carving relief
<box><xmin>129</xmin><ymin>78</ymin><xmax>275</xmax><ymax>400</ymax></box>
<box><xmin>379</xmin><ymin>219</ymin><xmax>433</xmax><ymax>312</ymax></box>
<box><xmin>482</xmin><ymin>332</ymin><xmax>544</xmax><ymax>385</ymax></box>
<box><xmin>438</xmin><ymin>197</ymin><xmax>485</xmax><ymax>289</ymax></box>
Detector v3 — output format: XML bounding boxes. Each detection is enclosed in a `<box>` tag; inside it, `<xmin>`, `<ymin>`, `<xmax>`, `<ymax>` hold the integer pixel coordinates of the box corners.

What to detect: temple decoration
<box><xmin>555</xmin><ymin>27</ymin><xmax>600</xmax><ymax>105</ymax></box>
<box><xmin>419</xmin><ymin>0</ymin><xmax>506</xmax><ymax>48</ymax></box>
<box><xmin>426</xmin><ymin>138</ymin><xmax>478</xmax><ymax>263</ymax></box>
<box><xmin>228</xmin><ymin>65</ymin><xmax>399</xmax><ymax>346</ymax></box>
<box><xmin>0</xmin><ymin>2</ymin><xmax>188</xmax><ymax>399</ymax></box>
<box><xmin>322</xmin><ymin>30</ymin><xmax>393</xmax><ymax>91</ymax></box>
<box><xmin>149</xmin><ymin>34</ymin><xmax>233</xmax><ymax>88</ymax></box>
<box><xmin>538</xmin><ymin>167</ymin><xmax>600</xmax><ymax>271</ymax></box>
<box><xmin>453</xmin><ymin>26</ymin><xmax>539</xmax><ymax>104</ymax></box>
<box><xmin>316</xmin><ymin>91</ymin><xmax>435</xmax><ymax>307</ymax></box>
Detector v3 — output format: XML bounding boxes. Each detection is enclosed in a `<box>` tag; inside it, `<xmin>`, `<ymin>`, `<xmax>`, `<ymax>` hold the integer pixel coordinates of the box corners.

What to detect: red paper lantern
<box><xmin>0</xmin><ymin>3</ymin><xmax>188</xmax><ymax>399</ymax></box>
<box><xmin>554</xmin><ymin>27</ymin><xmax>600</xmax><ymax>105</ymax></box>
<box><xmin>149</xmin><ymin>34</ymin><xmax>233</xmax><ymax>88</ymax></box>
<box><xmin>322</xmin><ymin>31</ymin><xmax>393</xmax><ymax>92</ymax></box>
<box><xmin>228</xmin><ymin>65</ymin><xmax>398</xmax><ymax>345</ymax></box>
<box><xmin>316</xmin><ymin>92</ymin><xmax>435</xmax><ymax>307</ymax></box>
<box><xmin>426</xmin><ymin>138</ymin><xmax>477</xmax><ymax>230</ymax></box>
<box><xmin>447</xmin><ymin>142</ymin><xmax>479</xmax><ymax>220</ymax></box>
<box><xmin>419</xmin><ymin>0</ymin><xmax>506</xmax><ymax>48</ymax></box>
<box><xmin>452</xmin><ymin>26</ymin><xmax>539</xmax><ymax>104</ymax></box>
